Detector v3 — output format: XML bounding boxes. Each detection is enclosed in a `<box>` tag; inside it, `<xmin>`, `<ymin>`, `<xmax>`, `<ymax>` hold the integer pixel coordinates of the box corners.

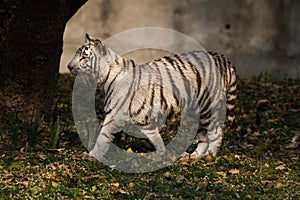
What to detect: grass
<box><xmin>0</xmin><ymin>73</ymin><xmax>299</xmax><ymax>199</ymax></box>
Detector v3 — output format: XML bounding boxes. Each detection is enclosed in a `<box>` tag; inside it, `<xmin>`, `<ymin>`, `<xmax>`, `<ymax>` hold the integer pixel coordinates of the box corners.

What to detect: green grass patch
<box><xmin>0</xmin><ymin>74</ymin><xmax>299</xmax><ymax>199</ymax></box>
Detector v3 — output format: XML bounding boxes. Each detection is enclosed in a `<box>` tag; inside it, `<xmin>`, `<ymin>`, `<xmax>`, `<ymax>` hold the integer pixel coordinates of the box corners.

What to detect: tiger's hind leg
<box><xmin>189</xmin><ymin>129</ymin><xmax>209</xmax><ymax>159</ymax></box>
<box><xmin>189</xmin><ymin>127</ymin><xmax>223</xmax><ymax>159</ymax></box>
<box><xmin>203</xmin><ymin>126</ymin><xmax>224</xmax><ymax>157</ymax></box>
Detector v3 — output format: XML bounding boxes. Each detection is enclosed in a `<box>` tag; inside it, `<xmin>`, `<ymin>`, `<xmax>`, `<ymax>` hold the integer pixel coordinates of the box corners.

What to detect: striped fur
<box><xmin>68</xmin><ymin>34</ymin><xmax>237</xmax><ymax>160</ymax></box>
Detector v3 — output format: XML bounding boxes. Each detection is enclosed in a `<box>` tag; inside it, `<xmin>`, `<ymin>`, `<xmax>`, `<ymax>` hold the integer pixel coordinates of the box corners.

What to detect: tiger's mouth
<box><xmin>70</xmin><ymin>68</ymin><xmax>78</xmax><ymax>76</ymax></box>
<box><xmin>79</xmin><ymin>57</ymin><xmax>86</xmax><ymax>62</ymax></box>
<box><xmin>67</xmin><ymin>63</ymin><xmax>79</xmax><ymax>76</ymax></box>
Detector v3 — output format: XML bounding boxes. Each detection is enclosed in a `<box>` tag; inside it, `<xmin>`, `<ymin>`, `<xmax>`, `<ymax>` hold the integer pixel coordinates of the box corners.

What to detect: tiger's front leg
<box><xmin>142</xmin><ymin>125</ymin><xmax>166</xmax><ymax>160</ymax></box>
<box><xmin>89</xmin><ymin>117</ymin><xmax>121</xmax><ymax>160</ymax></box>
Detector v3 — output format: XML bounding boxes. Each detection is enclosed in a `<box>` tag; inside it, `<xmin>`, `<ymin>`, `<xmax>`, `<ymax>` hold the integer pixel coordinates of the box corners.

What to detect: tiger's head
<box><xmin>68</xmin><ymin>33</ymin><xmax>107</xmax><ymax>76</ymax></box>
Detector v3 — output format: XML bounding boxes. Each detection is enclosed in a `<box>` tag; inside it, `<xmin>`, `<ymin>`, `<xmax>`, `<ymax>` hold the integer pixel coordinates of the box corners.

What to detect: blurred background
<box><xmin>60</xmin><ymin>0</ymin><xmax>300</xmax><ymax>79</ymax></box>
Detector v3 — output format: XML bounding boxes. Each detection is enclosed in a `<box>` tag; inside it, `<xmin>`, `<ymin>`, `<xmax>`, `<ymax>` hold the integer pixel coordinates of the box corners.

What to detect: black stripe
<box><xmin>133</xmin><ymin>91</ymin><xmax>148</xmax><ymax>115</ymax></box>
<box><xmin>200</xmin><ymin>110</ymin><xmax>211</xmax><ymax>121</ymax></box>
<box><xmin>105</xmin><ymin>108</ymin><xmax>112</xmax><ymax>115</ymax></box>
<box><xmin>201</xmin><ymin>121</ymin><xmax>210</xmax><ymax>129</ymax></box>
<box><xmin>163</xmin><ymin>56</ymin><xmax>178</xmax><ymax>72</ymax></box>
<box><xmin>135</xmin><ymin>65</ymin><xmax>142</xmax><ymax>92</ymax></box>
<box><xmin>169</xmin><ymin>93</ymin><xmax>180</xmax><ymax>115</ymax></box>
<box><xmin>198</xmin><ymin>86</ymin><xmax>210</xmax><ymax>107</ymax></box>
<box><xmin>161</xmin><ymin>59</ymin><xmax>179</xmax><ymax>91</ymax></box>
<box><xmin>186</xmin><ymin>60</ymin><xmax>202</xmax><ymax>97</ymax></box>
<box><xmin>104</xmin><ymin>69</ymin><xmax>122</xmax><ymax>106</ymax></box>
<box><xmin>161</xmin><ymin>61</ymin><xmax>180</xmax><ymax>110</ymax></box>
<box><xmin>174</xmin><ymin>54</ymin><xmax>187</xmax><ymax>70</ymax></box>
<box><xmin>214</xmin><ymin>54</ymin><xmax>224</xmax><ymax>88</ymax></box>
<box><xmin>118</xmin><ymin>59</ymin><xmax>137</xmax><ymax>111</ymax></box>
<box><xmin>200</xmin><ymin>101</ymin><xmax>211</xmax><ymax>119</ymax></box>
<box><xmin>220</xmin><ymin>54</ymin><xmax>228</xmax><ymax>76</ymax></box>
<box><xmin>165</xmin><ymin>57</ymin><xmax>192</xmax><ymax>102</ymax></box>
<box><xmin>122</xmin><ymin>57</ymin><xmax>127</xmax><ymax>67</ymax></box>
<box><xmin>189</xmin><ymin>51</ymin><xmax>205</xmax><ymax>70</ymax></box>
<box><xmin>191</xmin><ymin>51</ymin><xmax>210</xmax><ymax>86</ymax></box>
<box><xmin>163</xmin><ymin>56</ymin><xmax>175</xmax><ymax>65</ymax></box>
<box><xmin>207</xmin><ymin>54</ymin><xmax>217</xmax><ymax>96</ymax></box>
<box><xmin>173</xmin><ymin>92</ymin><xmax>180</xmax><ymax>109</ymax></box>
<box><xmin>104</xmin><ymin>87</ymin><xmax>114</xmax><ymax>107</ymax></box>
<box><xmin>102</xmin><ymin>118</ymin><xmax>114</xmax><ymax>127</ymax></box>
<box><xmin>217</xmin><ymin>54</ymin><xmax>225</xmax><ymax>74</ymax></box>
<box><xmin>128</xmin><ymin>63</ymin><xmax>148</xmax><ymax>117</ymax></box>
<box><xmin>149</xmin><ymin>84</ymin><xmax>155</xmax><ymax>107</ymax></box>
<box><xmin>174</xmin><ymin>54</ymin><xmax>185</xmax><ymax>65</ymax></box>
<box><xmin>152</xmin><ymin>62</ymin><xmax>168</xmax><ymax>110</ymax></box>
<box><xmin>100</xmin><ymin>67</ymin><xmax>111</xmax><ymax>86</ymax></box>
<box><xmin>128</xmin><ymin>93</ymin><xmax>135</xmax><ymax>118</ymax></box>
<box><xmin>131</xmin><ymin>60</ymin><xmax>135</xmax><ymax>68</ymax></box>
<box><xmin>115</xmin><ymin>57</ymin><xmax>120</xmax><ymax>65</ymax></box>
<box><xmin>188</xmin><ymin>52</ymin><xmax>208</xmax><ymax>99</ymax></box>
<box><xmin>160</xmin><ymin>86</ymin><xmax>168</xmax><ymax>110</ymax></box>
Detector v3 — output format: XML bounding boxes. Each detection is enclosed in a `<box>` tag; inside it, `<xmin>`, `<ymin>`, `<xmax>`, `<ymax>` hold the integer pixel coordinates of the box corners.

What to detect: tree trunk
<box><xmin>0</xmin><ymin>0</ymin><xmax>87</xmax><ymax>120</ymax></box>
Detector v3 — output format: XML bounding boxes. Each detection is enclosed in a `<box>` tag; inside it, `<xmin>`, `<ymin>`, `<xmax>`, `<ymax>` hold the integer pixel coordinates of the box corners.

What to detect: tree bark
<box><xmin>0</xmin><ymin>0</ymin><xmax>87</xmax><ymax>120</ymax></box>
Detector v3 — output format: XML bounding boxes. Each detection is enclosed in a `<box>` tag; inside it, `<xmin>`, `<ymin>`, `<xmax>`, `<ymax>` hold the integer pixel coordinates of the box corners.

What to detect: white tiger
<box><xmin>68</xmin><ymin>34</ymin><xmax>237</xmax><ymax>161</ymax></box>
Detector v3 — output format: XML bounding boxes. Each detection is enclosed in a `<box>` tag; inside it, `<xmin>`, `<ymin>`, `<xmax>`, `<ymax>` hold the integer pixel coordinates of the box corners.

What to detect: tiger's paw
<box><xmin>81</xmin><ymin>151</ymin><xmax>96</xmax><ymax>161</ymax></box>
<box><xmin>189</xmin><ymin>151</ymin><xmax>201</xmax><ymax>160</ymax></box>
<box><xmin>180</xmin><ymin>152</ymin><xmax>190</xmax><ymax>158</ymax></box>
<box><xmin>190</xmin><ymin>151</ymin><xmax>215</xmax><ymax>162</ymax></box>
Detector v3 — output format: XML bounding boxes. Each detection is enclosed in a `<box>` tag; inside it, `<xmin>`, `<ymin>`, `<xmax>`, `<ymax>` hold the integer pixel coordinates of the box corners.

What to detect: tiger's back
<box><xmin>125</xmin><ymin>50</ymin><xmax>237</xmax><ymax>127</ymax></box>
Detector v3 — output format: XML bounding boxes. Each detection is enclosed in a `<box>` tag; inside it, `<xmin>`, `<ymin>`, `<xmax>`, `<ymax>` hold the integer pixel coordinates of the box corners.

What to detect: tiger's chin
<box><xmin>70</xmin><ymin>70</ymin><xmax>78</xmax><ymax>76</ymax></box>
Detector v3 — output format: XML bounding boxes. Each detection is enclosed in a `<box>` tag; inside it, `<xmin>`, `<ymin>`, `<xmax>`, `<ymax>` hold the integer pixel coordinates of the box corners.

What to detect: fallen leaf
<box><xmin>253</xmin><ymin>131</ymin><xmax>260</xmax><ymax>136</ymax></box>
<box><xmin>257</xmin><ymin>99</ymin><xmax>269</xmax><ymax>104</ymax></box>
<box><xmin>229</xmin><ymin>168</ymin><xmax>240</xmax><ymax>175</ymax></box>
<box><xmin>223</xmin><ymin>155</ymin><xmax>232</xmax><ymax>162</ymax></box>
<box><xmin>264</xmin><ymin>163</ymin><xmax>269</xmax><ymax>168</ymax></box>
<box><xmin>52</xmin><ymin>181</ymin><xmax>59</xmax><ymax>187</ymax></box>
<box><xmin>275</xmin><ymin>183</ymin><xmax>284</xmax><ymax>188</ymax></box>
<box><xmin>118</xmin><ymin>189</ymin><xmax>128</xmax><ymax>194</ymax></box>
<box><xmin>111</xmin><ymin>182</ymin><xmax>120</xmax><ymax>188</ymax></box>
<box><xmin>267</xmin><ymin>119</ymin><xmax>279</xmax><ymax>123</ymax></box>
<box><xmin>92</xmin><ymin>186</ymin><xmax>97</xmax><ymax>191</ymax></box>
<box><xmin>177</xmin><ymin>156</ymin><xmax>189</xmax><ymax>165</ymax></box>
<box><xmin>275</xmin><ymin>164</ymin><xmax>286</xmax><ymax>170</ymax></box>
<box><xmin>17</xmin><ymin>181</ymin><xmax>29</xmax><ymax>187</ymax></box>
<box><xmin>163</xmin><ymin>171</ymin><xmax>171</xmax><ymax>178</ymax></box>
<box><xmin>176</xmin><ymin>175</ymin><xmax>186</xmax><ymax>182</ymax></box>
<box><xmin>37</xmin><ymin>151</ymin><xmax>47</xmax><ymax>160</ymax></box>
<box><xmin>128</xmin><ymin>182</ymin><xmax>135</xmax><ymax>188</ymax></box>
<box><xmin>33</xmin><ymin>186</ymin><xmax>43</xmax><ymax>192</ymax></box>
<box><xmin>217</xmin><ymin>171</ymin><xmax>227</xmax><ymax>178</ymax></box>
<box><xmin>203</xmin><ymin>154</ymin><xmax>213</xmax><ymax>162</ymax></box>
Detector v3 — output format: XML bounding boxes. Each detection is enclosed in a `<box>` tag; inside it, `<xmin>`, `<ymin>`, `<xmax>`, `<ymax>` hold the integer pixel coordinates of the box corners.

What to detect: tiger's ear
<box><xmin>85</xmin><ymin>33</ymin><xmax>93</xmax><ymax>43</ymax></box>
